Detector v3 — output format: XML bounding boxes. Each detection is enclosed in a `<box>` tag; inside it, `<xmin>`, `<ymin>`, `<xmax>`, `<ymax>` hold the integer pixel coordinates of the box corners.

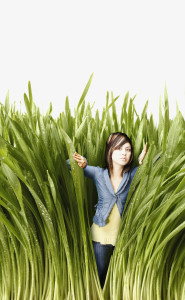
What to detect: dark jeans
<box><xmin>93</xmin><ymin>241</ymin><xmax>115</xmax><ymax>288</ymax></box>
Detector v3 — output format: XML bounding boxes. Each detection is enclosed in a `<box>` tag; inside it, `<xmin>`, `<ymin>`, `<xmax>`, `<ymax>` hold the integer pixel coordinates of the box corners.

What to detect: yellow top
<box><xmin>90</xmin><ymin>203</ymin><xmax>121</xmax><ymax>246</ymax></box>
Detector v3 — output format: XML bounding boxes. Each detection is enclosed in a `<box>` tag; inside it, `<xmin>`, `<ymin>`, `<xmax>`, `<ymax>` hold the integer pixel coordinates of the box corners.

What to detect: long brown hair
<box><xmin>105</xmin><ymin>132</ymin><xmax>134</xmax><ymax>176</ymax></box>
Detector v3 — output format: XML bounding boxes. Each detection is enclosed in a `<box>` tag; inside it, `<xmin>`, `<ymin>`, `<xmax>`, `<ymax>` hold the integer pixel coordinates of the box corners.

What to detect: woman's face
<box><xmin>112</xmin><ymin>142</ymin><xmax>132</xmax><ymax>167</ymax></box>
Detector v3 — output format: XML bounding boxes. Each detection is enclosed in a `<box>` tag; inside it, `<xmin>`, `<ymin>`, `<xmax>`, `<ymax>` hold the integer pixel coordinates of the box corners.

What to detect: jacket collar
<box><xmin>103</xmin><ymin>168</ymin><xmax>131</xmax><ymax>195</ymax></box>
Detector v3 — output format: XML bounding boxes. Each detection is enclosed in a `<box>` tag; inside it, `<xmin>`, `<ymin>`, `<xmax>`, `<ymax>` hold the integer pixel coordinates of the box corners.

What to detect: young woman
<box><xmin>69</xmin><ymin>132</ymin><xmax>147</xmax><ymax>288</ymax></box>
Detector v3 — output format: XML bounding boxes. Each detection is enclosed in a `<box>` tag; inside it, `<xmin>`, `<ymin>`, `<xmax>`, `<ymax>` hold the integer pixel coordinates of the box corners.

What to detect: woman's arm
<box><xmin>138</xmin><ymin>143</ymin><xmax>147</xmax><ymax>165</ymax></box>
<box><xmin>66</xmin><ymin>152</ymin><xmax>98</xmax><ymax>180</ymax></box>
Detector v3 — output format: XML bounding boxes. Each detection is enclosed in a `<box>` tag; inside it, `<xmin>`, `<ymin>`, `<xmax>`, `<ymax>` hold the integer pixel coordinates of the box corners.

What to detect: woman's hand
<box><xmin>73</xmin><ymin>152</ymin><xmax>87</xmax><ymax>168</ymax></box>
<box><xmin>139</xmin><ymin>143</ymin><xmax>147</xmax><ymax>165</ymax></box>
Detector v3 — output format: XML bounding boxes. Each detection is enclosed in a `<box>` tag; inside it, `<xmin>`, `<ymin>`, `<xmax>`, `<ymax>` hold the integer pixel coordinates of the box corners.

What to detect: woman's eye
<box><xmin>115</xmin><ymin>147</ymin><xmax>131</xmax><ymax>151</ymax></box>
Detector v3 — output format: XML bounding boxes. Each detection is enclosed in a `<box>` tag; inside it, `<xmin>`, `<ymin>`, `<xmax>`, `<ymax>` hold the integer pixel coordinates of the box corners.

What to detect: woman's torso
<box><xmin>83</xmin><ymin>165</ymin><xmax>138</xmax><ymax>228</ymax></box>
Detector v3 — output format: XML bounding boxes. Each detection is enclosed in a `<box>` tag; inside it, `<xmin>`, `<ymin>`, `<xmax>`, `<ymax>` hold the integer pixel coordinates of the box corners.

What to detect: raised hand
<box><xmin>139</xmin><ymin>143</ymin><xmax>147</xmax><ymax>165</ymax></box>
<box><xmin>73</xmin><ymin>152</ymin><xmax>87</xmax><ymax>168</ymax></box>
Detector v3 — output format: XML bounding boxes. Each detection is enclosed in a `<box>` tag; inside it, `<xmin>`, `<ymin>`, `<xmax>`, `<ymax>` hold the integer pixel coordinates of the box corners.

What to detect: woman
<box><xmin>70</xmin><ymin>132</ymin><xmax>147</xmax><ymax>288</ymax></box>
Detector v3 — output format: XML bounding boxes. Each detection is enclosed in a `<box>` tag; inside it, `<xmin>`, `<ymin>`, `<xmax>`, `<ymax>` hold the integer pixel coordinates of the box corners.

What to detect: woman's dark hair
<box><xmin>105</xmin><ymin>132</ymin><xmax>134</xmax><ymax>176</ymax></box>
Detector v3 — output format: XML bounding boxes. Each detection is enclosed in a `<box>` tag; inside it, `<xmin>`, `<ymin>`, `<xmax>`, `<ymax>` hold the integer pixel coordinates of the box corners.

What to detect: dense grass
<box><xmin>0</xmin><ymin>74</ymin><xmax>185</xmax><ymax>299</ymax></box>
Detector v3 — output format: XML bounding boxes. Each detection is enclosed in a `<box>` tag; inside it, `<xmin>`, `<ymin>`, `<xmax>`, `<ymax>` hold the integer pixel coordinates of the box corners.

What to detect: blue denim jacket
<box><xmin>66</xmin><ymin>159</ymin><xmax>138</xmax><ymax>227</ymax></box>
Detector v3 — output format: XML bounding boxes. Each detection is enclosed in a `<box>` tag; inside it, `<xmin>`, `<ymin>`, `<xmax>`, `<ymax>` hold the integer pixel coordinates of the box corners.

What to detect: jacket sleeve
<box><xmin>66</xmin><ymin>159</ymin><xmax>98</xmax><ymax>180</ymax></box>
<box><xmin>83</xmin><ymin>165</ymin><xmax>99</xmax><ymax>180</ymax></box>
<box><xmin>66</xmin><ymin>159</ymin><xmax>72</xmax><ymax>170</ymax></box>
<box><xmin>131</xmin><ymin>166</ymin><xmax>138</xmax><ymax>179</ymax></box>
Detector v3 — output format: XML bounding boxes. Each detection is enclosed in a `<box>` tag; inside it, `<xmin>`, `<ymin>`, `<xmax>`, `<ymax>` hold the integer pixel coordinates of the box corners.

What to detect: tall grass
<box><xmin>0</xmin><ymin>74</ymin><xmax>185</xmax><ymax>299</ymax></box>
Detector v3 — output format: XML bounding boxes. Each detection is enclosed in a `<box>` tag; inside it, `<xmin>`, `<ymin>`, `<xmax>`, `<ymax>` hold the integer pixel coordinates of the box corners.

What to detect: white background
<box><xmin>0</xmin><ymin>0</ymin><xmax>185</xmax><ymax>125</ymax></box>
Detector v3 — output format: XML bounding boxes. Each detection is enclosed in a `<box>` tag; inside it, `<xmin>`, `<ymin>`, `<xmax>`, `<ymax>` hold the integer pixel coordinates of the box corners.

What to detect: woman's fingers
<box><xmin>78</xmin><ymin>161</ymin><xmax>86</xmax><ymax>168</ymax></box>
<box><xmin>143</xmin><ymin>143</ymin><xmax>147</xmax><ymax>153</ymax></box>
<box><xmin>139</xmin><ymin>143</ymin><xmax>148</xmax><ymax>165</ymax></box>
<box><xmin>141</xmin><ymin>143</ymin><xmax>147</xmax><ymax>156</ymax></box>
<box><xmin>73</xmin><ymin>152</ymin><xmax>81</xmax><ymax>160</ymax></box>
<box><xmin>73</xmin><ymin>157</ymin><xmax>83</xmax><ymax>163</ymax></box>
<box><xmin>73</xmin><ymin>155</ymin><xmax>81</xmax><ymax>161</ymax></box>
<box><xmin>73</xmin><ymin>152</ymin><xmax>86</xmax><ymax>168</ymax></box>
<box><xmin>73</xmin><ymin>155</ymin><xmax>83</xmax><ymax>162</ymax></box>
<box><xmin>73</xmin><ymin>152</ymin><xmax>80</xmax><ymax>158</ymax></box>
<box><xmin>78</xmin><ymin>162</ymin><xmax>85</xmax><ymax>168</ymax></box>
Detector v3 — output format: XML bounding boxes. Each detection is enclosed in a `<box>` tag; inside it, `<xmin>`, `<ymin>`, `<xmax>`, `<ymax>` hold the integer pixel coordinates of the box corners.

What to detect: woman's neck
<box><xmin>110</xmin><ymin>165</ymin><xmax>123</xmax><ymax>178</ymax></box>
